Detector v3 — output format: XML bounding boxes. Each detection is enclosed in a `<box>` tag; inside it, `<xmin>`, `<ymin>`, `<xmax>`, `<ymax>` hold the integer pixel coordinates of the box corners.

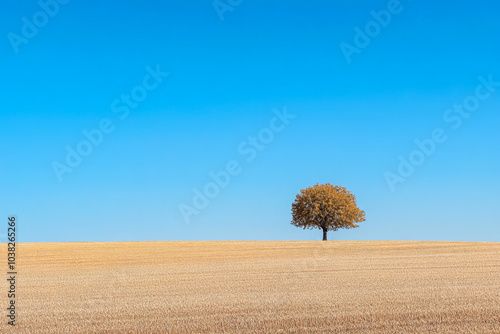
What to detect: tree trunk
<box><xmin>322</xmin><ymin>228</ymin><xmax>327</xmax><ymax>241</ymax></box>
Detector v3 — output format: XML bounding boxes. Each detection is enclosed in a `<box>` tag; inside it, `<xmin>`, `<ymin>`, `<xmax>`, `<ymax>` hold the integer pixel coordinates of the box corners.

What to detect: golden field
<box><xmin>1</xmin><ymin>241</ymin><xmax>499</xmax><ymax>333</ymax></box>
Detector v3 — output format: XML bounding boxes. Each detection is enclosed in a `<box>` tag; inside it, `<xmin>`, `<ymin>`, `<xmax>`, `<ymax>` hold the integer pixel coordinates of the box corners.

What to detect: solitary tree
<box><xmin>291</xmin><ymin>183</ymin><xmax>365</xmax><ymax>240</ymax></box>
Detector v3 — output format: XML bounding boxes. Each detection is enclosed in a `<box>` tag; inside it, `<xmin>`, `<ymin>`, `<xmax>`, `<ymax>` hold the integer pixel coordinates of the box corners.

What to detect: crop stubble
<box><xmin>1</xmin><ymin>241</ymin><xmax>499</xmax><ymax>333</ymax></box>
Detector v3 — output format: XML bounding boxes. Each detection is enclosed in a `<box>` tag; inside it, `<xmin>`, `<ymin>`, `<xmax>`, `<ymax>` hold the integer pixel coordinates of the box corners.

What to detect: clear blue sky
<box><xmin>1</xmin><ymin>0</ymin><xmax>499</xmax><ymax>242</ymax></box>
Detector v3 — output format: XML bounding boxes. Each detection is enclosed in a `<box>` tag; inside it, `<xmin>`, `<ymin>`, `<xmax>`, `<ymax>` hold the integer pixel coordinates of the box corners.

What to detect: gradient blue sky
<box><xmin>1</xmin><ymin>0</ymin><xmax>499</xmax><ymax>242</ymax></box>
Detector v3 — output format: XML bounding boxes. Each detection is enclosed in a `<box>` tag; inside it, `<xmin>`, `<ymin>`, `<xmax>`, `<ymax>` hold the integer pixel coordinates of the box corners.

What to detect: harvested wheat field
<box><xmin>2</xmin><ymin>241</ymin><xmax>499</xmax><ymax>333</ymax></box>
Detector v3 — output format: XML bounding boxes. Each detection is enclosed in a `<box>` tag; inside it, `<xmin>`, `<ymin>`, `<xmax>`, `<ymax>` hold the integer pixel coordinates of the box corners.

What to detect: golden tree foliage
<box><xmin>291</xmin><ymin>183</ymin><xmax>366</xmax><ymax>240</ymax></box>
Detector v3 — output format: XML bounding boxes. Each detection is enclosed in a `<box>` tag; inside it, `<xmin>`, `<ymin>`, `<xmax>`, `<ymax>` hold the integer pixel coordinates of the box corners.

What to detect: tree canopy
<box><xmin>291</xmin><ymin>183</ymin><xmax>366</xmax><ymax>240</ymax></box>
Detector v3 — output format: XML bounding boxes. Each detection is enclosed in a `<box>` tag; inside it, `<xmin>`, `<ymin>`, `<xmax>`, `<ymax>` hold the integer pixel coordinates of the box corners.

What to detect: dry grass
<box><xmin>1</xmin><ymin>241</ymin><xmax>499</xmax><ymax>333</ymax></box>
